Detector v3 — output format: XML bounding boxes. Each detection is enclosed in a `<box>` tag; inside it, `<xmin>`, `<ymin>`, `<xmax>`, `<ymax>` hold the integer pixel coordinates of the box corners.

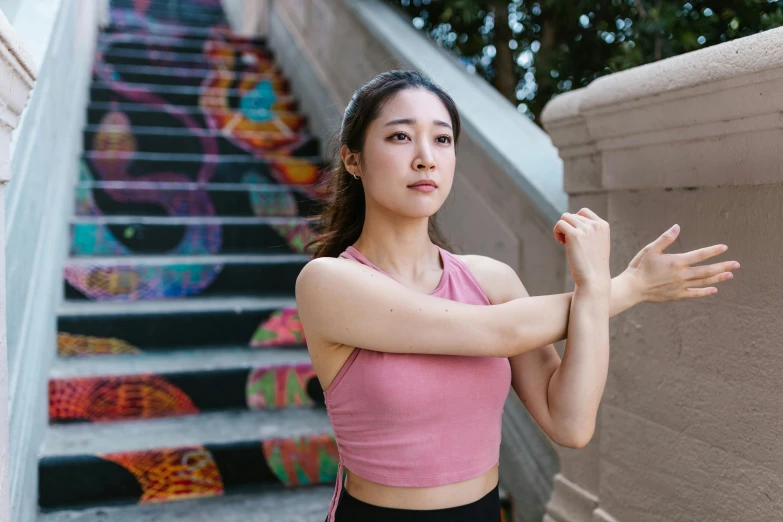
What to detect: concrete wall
<box><xmin>246</xmin><ymin>1</ymin><xmax>568</xmax><ymax>520</ymax></box>
<box><xmin>4</xmin><ymin>0</ymin><xmax>103</xmax><ymax>519</ymax></box>
<box><xmin>541</xmin><ymin>26</ymin><xmax>783</xmax><ymax>522</ymax></box>
<box><xmin>221</xmin><ymin>0</ymin><xmax>268</xmax><ymax>37</ymax></box>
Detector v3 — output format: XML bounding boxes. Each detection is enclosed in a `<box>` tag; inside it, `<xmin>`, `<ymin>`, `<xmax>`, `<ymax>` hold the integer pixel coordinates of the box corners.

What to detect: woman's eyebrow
<box><xmin>384</xmin><ymin>118</ymin><xmax>452</xmax><ymax>130</ymax></box>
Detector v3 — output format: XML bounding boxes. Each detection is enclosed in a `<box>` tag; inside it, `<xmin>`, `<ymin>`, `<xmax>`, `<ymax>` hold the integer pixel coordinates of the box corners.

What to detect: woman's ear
<box><xmin>341</xmin><ymin>145</ymin><xmax>360</xmax><ymax>177</ymax></box>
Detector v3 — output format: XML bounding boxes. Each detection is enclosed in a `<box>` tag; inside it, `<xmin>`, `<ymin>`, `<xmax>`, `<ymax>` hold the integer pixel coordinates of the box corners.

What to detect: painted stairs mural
<box><xmin>38</xmin><ymin>1</ymin><xmax>513</xmax><ymax>520</ymax></box>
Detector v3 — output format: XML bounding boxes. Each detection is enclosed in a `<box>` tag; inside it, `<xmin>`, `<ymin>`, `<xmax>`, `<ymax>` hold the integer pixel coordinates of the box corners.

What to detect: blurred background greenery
<box><xmin>383</xmin><ymin>0</ymin><xmax>783</xmax><ymax>125</ymax></box>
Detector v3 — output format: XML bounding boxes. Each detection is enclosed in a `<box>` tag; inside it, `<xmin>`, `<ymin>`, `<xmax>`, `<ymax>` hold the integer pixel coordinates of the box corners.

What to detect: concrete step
<box><xmin>57</xmin><ymin>297</ymin><xmax>304</xmax><ymax>354</ymax></box>
<box><xmin>88</xmin><ymin>82</ymin><xmax>295</xmax><ymax>110</ymax></box>
<box><xmin>90</xmin><ymin>81</ymin><xmax>289</xmax><ymax>98</ymax></box>
<box><xmin>106</xmin><ymin>13</ymin><xmax>232</xmax><ymax>36</ymax></box>
<box><xmin>108</xmin><ymin>6</ymin><xmax>227</xmax><ymax>27</ymax></box>
<box><xmin>86</xmin><ymin>102</ymin><xmax>306</xmax><ymax>137</ymax></box>
<box><xmin>82</xmin><ymin>123</ymin><xmax>316</xmax><ymax>157</ymax></box>
<box><xmin>110</xmin><ymin>0</ymin><xmax>226</xmax><ymax>15</ymax></box>
<box><xmin>75</xmin><ymin>181</ymin><xmax>322</xmax><ymax>219</ymax></box>
<box><xmin>102</xmin><ymin>26</ymin><xmax>265</xmax><ymax>46</ymax></box>
<box><xmin>38</xmin><ymin>486</ymin><xmax>334</xmax><ymax>522</ymax></box>
<box><xmin>49</xmin><ymin>346</ymin><xmax>320</xmax><ymax>423</ymax></box>
<box><xmin>96</xmin><ymin>32</ymin><xmax>266</xmax><ymax>54</ymax></box>
<box><xmin>39</xmin><ymin>408</ymin><xmax>336</xmax><ymax>509</ymax></box>
<box><xmin>97</xmin><ymin>46</ymin><xmax>272</xmax><ymax>67</ymax></box>
<box><xmin>98</xmin><ymin>35</ymin><xmax>265</xmax><ymax>57</ymax></box>
<box><xmin>63</xmin><ymin>253</ymin><xmax>308</xmax><ymax>301</ymax></box>
<box><xmin>70</xmin><ymin>216</ymin><xmax>316</xmax><ymax>257</ymax></box>
<box><xmin>81</xmin><ymin>151</ymin><xmax>324</xmax><ymax>185</ymax></box>
<box><xmin>92</xmin><ymin>62</ymin><xmax>284</xmax><ymax>87</ymax></box>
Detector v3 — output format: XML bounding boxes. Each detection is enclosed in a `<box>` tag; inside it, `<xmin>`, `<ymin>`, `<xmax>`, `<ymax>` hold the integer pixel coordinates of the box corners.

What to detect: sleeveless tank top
<box><xmin>323</xmin><ymin>244</ymin><xmax>512</xmax><ymax>521</ymax></box>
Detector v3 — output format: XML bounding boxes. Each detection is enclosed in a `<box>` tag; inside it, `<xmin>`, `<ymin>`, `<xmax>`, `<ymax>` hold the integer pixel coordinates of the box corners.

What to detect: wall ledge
<box><xmin>545</xmin><ymin>473</ymin><xmax>599</xmax><ymax>522</ymax></box>
<box><xmin>0</xmin><ymin>10</ymin><xmax>35</xmax><ymax>182</ymax></box>
<box><xmin>542</xmin><ymin>26</ymin><xmax>783</xmax><ymax>193</ymax></box>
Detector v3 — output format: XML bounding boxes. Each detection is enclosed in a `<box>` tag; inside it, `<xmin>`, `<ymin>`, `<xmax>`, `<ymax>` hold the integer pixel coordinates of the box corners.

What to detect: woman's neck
<box><xmin>352</xmin><ymin>213</ymin><xmax>441</xmax><ymax>284</ymax></box>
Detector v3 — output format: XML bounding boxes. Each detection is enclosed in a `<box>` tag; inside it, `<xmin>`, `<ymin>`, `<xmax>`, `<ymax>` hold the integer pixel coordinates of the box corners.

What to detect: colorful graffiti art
<box><xmin>249</xmin><ymin>307</ymin><xmax>306</xmax><ymax>348</ymax></box>
<box><xmin>262</xmin><ymin>433</ymin><xmax>339</xmax><ymax>487</ymax></box>
<box><xmin>65</xmin><ymin>262</ymin><xmax>225</xmax><ymax>301</ymax></box>
<box><xmin>57</xmin><ymin>332</ymin><xmax>141</xmax><ymax>357</ymax></box>
<box><xmin>100</xmin><ymin>446</ymin><xmax>224</xmax><ymax>503</ymax></box>
<box><xmin>246</xmin><ymin>363</ymin><xmax>317</xmax><ymax>410</ymax></box>
<box><xmin>50</xmin><ymin>374</ymin><xmax>199</xmax><ymax>422</ymax></box>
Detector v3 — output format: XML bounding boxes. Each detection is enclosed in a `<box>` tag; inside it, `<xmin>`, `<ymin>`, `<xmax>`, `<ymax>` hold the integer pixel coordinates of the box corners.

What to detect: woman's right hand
<box><xmin>553</xmin><ymin>208</ymin><xmax>611</xmax><ymax>288</ymax></box>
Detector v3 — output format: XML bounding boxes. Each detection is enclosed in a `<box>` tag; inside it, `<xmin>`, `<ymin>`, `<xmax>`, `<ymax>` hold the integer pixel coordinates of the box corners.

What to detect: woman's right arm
<box><xmin>295</xmin><ymin>256</ymin><xmax>577</xmax><ymax>358</ymax></box>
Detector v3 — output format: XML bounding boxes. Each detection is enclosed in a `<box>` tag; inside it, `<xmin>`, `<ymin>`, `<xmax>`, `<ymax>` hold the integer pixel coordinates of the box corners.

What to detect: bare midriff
<box><xmin>343</xmin><ymin>463</ymin><xmax>499</xmax><ymax>510</ymax></box>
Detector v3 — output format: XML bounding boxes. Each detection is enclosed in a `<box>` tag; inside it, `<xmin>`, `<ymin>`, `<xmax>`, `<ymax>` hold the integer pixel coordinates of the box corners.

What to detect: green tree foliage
<box><xmin>383</xmin><ymin>0</ymin><xmax>783</xmax><ymax>124</ymax></box>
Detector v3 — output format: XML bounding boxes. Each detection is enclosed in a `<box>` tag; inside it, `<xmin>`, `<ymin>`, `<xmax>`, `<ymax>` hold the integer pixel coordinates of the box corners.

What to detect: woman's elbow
<box><xmin>553</xmin><ymin>425</ymin><xmax>595</xmax><ymax>449</ymax></box>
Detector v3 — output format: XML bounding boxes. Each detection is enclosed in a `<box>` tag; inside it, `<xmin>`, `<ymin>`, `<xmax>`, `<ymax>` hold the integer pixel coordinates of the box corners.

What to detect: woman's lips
<box><xmin>408</xmin><ymin>184</ymin><xmax>436</xmax><ymax>192</ymax></box>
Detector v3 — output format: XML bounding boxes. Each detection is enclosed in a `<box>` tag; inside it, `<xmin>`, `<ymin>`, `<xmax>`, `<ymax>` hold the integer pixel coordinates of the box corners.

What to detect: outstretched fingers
<box><xmin>680</xmin><ymin>286</ymin><xmax>719</xmax><ymax>299</ymax></box>
<box><xmin>676</xmin><ymin>243</ymin><xmax>729</xmax><ymax>266</ymax></box>
<box><xmin>685</xmin><ymin>260</ymin><xmax>740</xmax><ymax>281</ymax></box>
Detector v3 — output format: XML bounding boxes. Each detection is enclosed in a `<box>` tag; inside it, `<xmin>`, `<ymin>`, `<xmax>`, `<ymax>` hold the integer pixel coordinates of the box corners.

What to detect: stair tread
<box><xmin>50</xmin><ymin>346</ymin><xmax>311</xmax><ymax>379</ymax></box>
<box><xmin>41</xmin><ymin>407</ymin><xmax>332</xmax><ymax>457</ymax></box>
<box><xmin>78</xmin><ymin>181</ymin><xmax>312</xmax><ymax>191</ymax></box>
<box><xmin>84</xmin><ymin>124</ymin><xmax>302</xmax><ymax>136</ymax></box>
<box><xmin>72</xmin><ymin>215</ymin><xmax>311</xmax><ymax>225</ymax></box>
<box><xmin>66</xmin><ymin>253</ymin><xmax>311</xmax><ymax>266</ymax></box>
<box><xmin>59</xmin><ymin>296</ymin><xmax>297</xmax><ymax>316</ymax></box>
<box><xmin>38</xmin><ymin>486</ymin><xmax>332</xmax><ymax>521</ymax></box>
<box><xmin>95</xmin><ymin>64</ymin><xmax>278</xmax><ymax>79</ymax></box>
<box><xmin>98</xmin><ymin>34</ymin><xmax>263</xmax><ymax>49</ymax></box>
<box><xmin>83</xmin><ymin>151</ymin><xmax>322</xmax><ymax>163</ymax></box>
<box><xmin>89</xmin><ymin>82</ymin><xmax>286</xmax><ymax>96</ymax></box>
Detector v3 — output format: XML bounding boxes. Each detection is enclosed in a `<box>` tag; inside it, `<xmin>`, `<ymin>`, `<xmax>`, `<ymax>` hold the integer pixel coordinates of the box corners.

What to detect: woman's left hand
<box><xmin>623</xmin><ymin>224</ymin><xmax>740</xmax><ymax>303</ymax></box>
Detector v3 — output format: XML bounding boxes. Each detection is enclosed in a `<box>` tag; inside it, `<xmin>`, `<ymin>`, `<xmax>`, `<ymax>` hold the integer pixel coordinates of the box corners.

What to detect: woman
<box><xmin>295</xmin><ymin>70</ymin><xmax>738</xmax><ymax>522</ymax></box>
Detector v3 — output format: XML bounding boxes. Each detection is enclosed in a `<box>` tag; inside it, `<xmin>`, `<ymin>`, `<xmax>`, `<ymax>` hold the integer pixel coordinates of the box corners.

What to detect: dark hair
<box><xmin>305</xmin><ymin>69</ymin><xmax>461</xmax><ymax>259</ymax></box>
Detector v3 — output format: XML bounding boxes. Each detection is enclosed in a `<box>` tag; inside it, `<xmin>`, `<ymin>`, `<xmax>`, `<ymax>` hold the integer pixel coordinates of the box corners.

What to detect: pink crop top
<box><xmin>323</xmin><ymin>244</ymin><xmax>512</xmax><ymax>521</ymax></box>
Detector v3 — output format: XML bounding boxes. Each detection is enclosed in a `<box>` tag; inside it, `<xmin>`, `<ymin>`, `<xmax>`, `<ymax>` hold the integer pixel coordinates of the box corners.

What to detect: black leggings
<box><xmin>327</xmin><ymin>483</ymin><xmax>501</xmax><ymax>522</ymax></box>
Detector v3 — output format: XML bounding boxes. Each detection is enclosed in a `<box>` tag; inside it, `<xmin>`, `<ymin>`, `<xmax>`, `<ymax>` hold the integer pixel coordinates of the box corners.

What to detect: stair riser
<box><xmin>98</xmin><ymin>45</ymin><xmax>272</xmax><ymax>66</ymax></box>
<box><xmin>90</xmin><ymin>79</ymin><xmax>290</xmax><ymax>101</ymax></box>
<box><xmin>105</xmin><ymin>21</ymin><xmax>233</xmax><ymax>40</ymax></box>
<box><xmin>98</xmin><ymin>36</ymin><xmax>266</xmax><ymax>55</ymax></box>
<box><xmin>110</xmin><ymin>4</ymin><xmax>226</xmax><ymax>18</ymax></box>
<box><xmin>49</xmin><ymin>363</ymin><xmax>324</xmax><ymax>423</ymax></box>
<box><xmin>109</xmin><ymin>8</ymin><xmax>226</xmax><ymax>26</ymax></box>
<box><xmin>81</xmin><ymin>154</ymin><xmax>324</xmax><ymax>185</ymax></box>
<box><xmin>71</xmin><ymin>222</ymin><xmax>316</xmax><ymax>256</ymax></box>
<box><xmin>64</xmin><ymin>260</ymin><xmax>305</xmax><ymax>301</ymax></box>
<box><xmin>58</xmin><ymin>308</ymin><xmax>304</xmax><ymax>354</ymax></box>
<box><xmin>110</xmin><ymin>0</ymin><xmax>225</xmax><ymax>15</ymax></box>
<box><xmin>39</xmin><ymin>433</ymin><xmax>338</xmax><ymax>509</ymax></box>
<box><xmin>75</xmin><ymin>186</ymin><xmax>321</xmax><ymax>219</ymax></box>
<box><xmin>102</xmin><ymin>28</ymin><xmax>265</xmax><ymax>46</ymax></box>
<box><xmin>86</xmin><ymin>105</ymin><xmax>305</xmax><ymax>132</ymax></box>
<box><xmin>93</xmin><ymin>66</ymin><xmax>286</xmax><ymax>88</ymax></box>
<box><xmin>97</xmin><ymin>55</ymin><xmax>273</xmax><ymax>76</ymax></box>
<box><xmin>111</xmin><ymin>0</ymin><xmax>223</xmax><ymax>8</ymax></box>
<box><xmin>90</xmin><ymin>85</ymin><xmax>296</xmax><ymax>111</ymax></box>
<box><xmin>83</xmin><ymin>127</ymin><xmax>317</xmax><ymax>157</ymax></box>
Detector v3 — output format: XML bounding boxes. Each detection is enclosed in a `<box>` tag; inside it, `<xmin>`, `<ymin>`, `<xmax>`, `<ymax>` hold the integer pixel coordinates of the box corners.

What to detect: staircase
<box><xmin>36</xmin><ymin>1</ymin><xmax>513</xmax><ymax>520</ymax></box>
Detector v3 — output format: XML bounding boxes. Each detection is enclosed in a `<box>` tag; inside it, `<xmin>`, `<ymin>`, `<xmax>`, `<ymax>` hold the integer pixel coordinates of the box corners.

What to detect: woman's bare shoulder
<box><xmin>453</xmin><ymin>254</ymin><xmax>529</xmax><ymax>304</ymax></box>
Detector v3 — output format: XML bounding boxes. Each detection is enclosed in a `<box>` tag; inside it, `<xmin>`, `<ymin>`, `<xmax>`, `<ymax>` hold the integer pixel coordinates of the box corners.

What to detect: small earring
<box><xmin>351</xmin><ymin>173</ymin><xmax>359</xmax><ymax>180</ymax></box>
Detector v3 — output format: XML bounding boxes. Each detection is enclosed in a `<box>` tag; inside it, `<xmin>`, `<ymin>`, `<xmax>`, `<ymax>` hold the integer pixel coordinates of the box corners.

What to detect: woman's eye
<box><xmin>438</xmin><ymin>136</ymin><xmax>453</xmax><ymax>144</ymax></box>
<box><xmin>392</xmin><ymin>132</ymin><xmax>408</xmax><ymax>140</ymax></box>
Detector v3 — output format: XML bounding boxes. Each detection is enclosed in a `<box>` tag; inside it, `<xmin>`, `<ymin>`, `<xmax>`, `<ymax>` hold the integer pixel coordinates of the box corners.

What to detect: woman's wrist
<box><xmin>608</xmin><ymin>269</ymin><xmax>645</xmax><ymax>317</ymax></box>
<box><xmin>573</xmin><ymin>279</ymin><xmax>611</xmax><ymax>307</ymax></box>
<box><xmin>574</xmin><ymin>274</ymin><xmax>611</xmax><ymax>294</ymax></box>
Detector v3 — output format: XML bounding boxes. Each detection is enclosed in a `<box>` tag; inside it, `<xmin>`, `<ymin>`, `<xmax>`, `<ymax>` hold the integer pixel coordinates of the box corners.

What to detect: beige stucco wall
<box><xmin>542</xmin><ymin>26</ymin><xmax>783</xmax><ymax>522</ymax></box>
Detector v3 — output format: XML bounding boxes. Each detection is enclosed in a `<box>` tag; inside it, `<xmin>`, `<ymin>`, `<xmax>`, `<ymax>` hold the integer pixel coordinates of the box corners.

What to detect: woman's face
<box><xmin>344</xmin><ymin>87</ymin><xmax>456</xmax><ymax>220</ymax></box>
